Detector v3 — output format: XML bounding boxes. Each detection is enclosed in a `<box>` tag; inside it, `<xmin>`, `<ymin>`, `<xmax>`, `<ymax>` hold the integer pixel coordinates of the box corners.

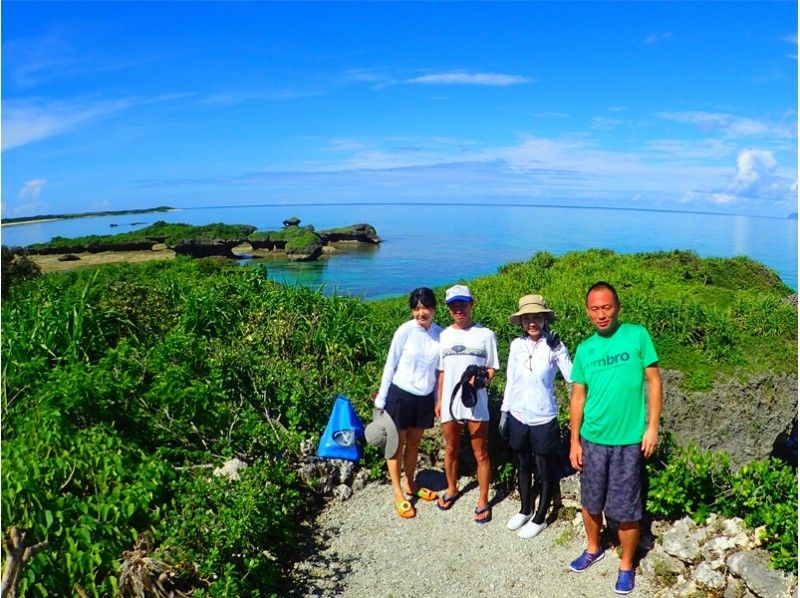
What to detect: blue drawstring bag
<box><xmin>316</xmin><ymin>395</ymin><xmax>365</xmax><ymax>462</ymax></box>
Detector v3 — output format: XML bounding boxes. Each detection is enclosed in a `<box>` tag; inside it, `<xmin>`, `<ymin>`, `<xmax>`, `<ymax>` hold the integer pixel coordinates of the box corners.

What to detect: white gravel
<box><xmin>287</xmin><ymin>470</ymin><xmax>656</xmax><ymax>597</ymax></box>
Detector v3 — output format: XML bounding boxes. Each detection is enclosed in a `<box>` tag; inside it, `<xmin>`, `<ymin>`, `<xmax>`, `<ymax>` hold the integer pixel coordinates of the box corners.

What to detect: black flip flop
<box><xmin>436</xmin><ymin>492</ymin><xmax>458</xmax><ymax>511</ymax></box>
<box><xmin>474</xmin><ymin>504</ymin><xmax>492</xmax><ymax>524</ymax></box>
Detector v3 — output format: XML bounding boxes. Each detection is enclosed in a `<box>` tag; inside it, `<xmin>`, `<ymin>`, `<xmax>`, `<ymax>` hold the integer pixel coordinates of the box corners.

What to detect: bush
<box><xmin>647</xmin><ymin>444</ymin><xmax>797</xmax><ymax>573</ymax></box>
<box><xmin>1</xmin><ymin>245</ymin><xmax>41</xmax><ymax>297</ymax></box>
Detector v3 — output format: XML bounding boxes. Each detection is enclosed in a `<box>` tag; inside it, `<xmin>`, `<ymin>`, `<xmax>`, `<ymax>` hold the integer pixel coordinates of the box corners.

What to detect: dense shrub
<box><xmin>1</xmin><ymin>258</ymin><xmax>387</xmax><ymax>595</ymax></box>
<box><xmin>1</xmin><ymin>245</ymin><xmax>41</xmax><ymax>297</ymax></box>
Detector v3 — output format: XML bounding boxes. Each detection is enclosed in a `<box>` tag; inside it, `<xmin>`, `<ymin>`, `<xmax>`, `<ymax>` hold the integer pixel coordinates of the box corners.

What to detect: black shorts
<box><xmin>384</xmin><ymin>384</ymin><xmax>436</xmax><ymax>430</ymax></box>
<box><xmin>508</xmin><ymin>415</ymin><xmax>560</xmax><ymax>455</ymax></box>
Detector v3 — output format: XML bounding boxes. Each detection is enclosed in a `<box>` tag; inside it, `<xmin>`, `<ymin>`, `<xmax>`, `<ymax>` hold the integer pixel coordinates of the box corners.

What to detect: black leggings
<box><xmin>516</xmin><ymin>451</ymin><xmax>555</xmax><ymax>525</ymax></box>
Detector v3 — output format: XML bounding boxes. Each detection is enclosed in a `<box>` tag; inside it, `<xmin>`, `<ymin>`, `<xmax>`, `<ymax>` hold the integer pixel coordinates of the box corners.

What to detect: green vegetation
<box><xmin>478</xmin><ymin>249</ymin><xmax>795</xmax><ymax>391</ymax></box>
<box><xmin>1</xmin><ymin>206</ymin><xmax>173</xmax><ymax>224</ymax></box>
<box><xmin>647</xmin><ymin>443</ymin><xmax>797</xmax><ymax>573</ymax></box>
<box><xmin>2</xmin><ymin>258</ymin><xmax>391</xmax><ymax>595</ymax></box>
<box><xmin>1</xmin><ymin>245</ymin><xmax>41</xmax><ymax>297</ymax></box>
<box><xmin>249</xmin><ymin>224</ymin><xmax>322</xmax><ymax>255</ymax></box>
<box><xmin>25</xmin><ymin>222</ymin><xmax>256</xmax><ymax>253</ymax></box>
<box><xmin>1</xmin><ymin>248</ymin><xmax>796</xmax><ymax>594</ymax></box>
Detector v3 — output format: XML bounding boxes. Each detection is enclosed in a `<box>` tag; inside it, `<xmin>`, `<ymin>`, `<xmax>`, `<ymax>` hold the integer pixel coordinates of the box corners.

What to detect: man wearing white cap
<box><xmin>435</xmin><ymin>284</ymin><xmax>499</xmax><ymax>524</ymax></box>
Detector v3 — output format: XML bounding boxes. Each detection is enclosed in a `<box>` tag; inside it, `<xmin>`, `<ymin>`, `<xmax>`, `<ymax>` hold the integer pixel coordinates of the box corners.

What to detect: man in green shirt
<box><xmin>568</xmin><ymin>281</ymin><xmax>662</xmax><ymax>595</ymax></box>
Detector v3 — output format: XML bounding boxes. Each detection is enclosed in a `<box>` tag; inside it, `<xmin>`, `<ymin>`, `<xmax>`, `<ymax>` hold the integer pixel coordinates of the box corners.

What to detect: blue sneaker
<box><xmin>569</xmin><ymin>548</ymin><xmax>605</xmax><ymax>572</ymax></box>
<box><xmin>614</xmin><ymin>569</ymin><xmax>635</xmax><ymax>594</ymax></box>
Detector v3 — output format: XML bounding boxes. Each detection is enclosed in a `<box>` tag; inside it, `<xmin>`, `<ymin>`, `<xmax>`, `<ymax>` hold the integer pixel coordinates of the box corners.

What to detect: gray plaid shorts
<box><xmin>580</xmin><ymin>438</ymin><xmax>643</xmax><ymax>522</ymax></box>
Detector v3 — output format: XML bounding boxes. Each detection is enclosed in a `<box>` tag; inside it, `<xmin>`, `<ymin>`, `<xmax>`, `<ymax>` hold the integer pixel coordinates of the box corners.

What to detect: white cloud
<box><xmin>644</xmin><ymin>32</ymin><xmax>673</xmax><ymax>45</ymax></box>
<box><xmin>18</xmin><ymin>179</ymin><xmax>47</xmax><ymax>200</ymax></box>
<box><xmin>406</xmin><ymin>71</ymin><xmax>532</xmax><ymax>86</ymax></box>
<box><xmin>711</xmin><ymin>193</ymin><xmax>735</xmax><ymax>204</ymax></box>
<box><xmin>591</xmin><ymin>116</ymin><xmax>624</xmax><ymax>129</ymax></box>
<box><xmin>658</xmin><ymin>111</ymin><xmax>794</xmax><ymax>139</ymax></box>
<box><xmin>646</xmin><ymin>138</ymin><xmax>734</xmax><ymax>160</ymax></box>
<box><xmin>782</xmin><ymin>34</ymin><xmax>798</xmax><ymax>60</ymax></box>
<box><xmin>2</xmin><ymin>98</ymin><xmax>133</xmax><ymax>150</ymax></box>
<box><xmin>732</xmin><ymin>149</ymin><xmax>780</xmax><ymax>197</ymax></box>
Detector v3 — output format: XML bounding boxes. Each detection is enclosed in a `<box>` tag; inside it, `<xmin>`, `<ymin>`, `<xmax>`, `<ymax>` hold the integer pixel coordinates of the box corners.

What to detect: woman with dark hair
<box><xmin>500</xmin><ymin>294</ymin><xmax>572</xmax><ymax>539</ymax></box>
<box><xmin>374</xmin><ymin>287</ymin><xmax>443</xmax><ymax>518</ymax></box>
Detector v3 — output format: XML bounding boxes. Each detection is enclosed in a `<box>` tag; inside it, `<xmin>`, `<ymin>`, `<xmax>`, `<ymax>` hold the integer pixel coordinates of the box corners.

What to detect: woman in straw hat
<box><xmin>374</xmin><ymin>287</ymin><xmax>442</xmax><ymax>518</ymax></box>
<box><xmin>500</xmin><ymin>294</ymin><xmax>572</xmax><ymax>539</ymax></box>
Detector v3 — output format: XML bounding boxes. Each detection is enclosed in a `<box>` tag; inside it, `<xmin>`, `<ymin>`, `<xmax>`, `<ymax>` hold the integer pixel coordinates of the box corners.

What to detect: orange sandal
<box><xmin>394</xmin><ymin>499</ymin><xmax>416</xmax><ymax>519</ymax></box>
<box><xmin>407</xmin><ymin>488</ymin><xmax>438</xmax><ymax>502</ymax></box>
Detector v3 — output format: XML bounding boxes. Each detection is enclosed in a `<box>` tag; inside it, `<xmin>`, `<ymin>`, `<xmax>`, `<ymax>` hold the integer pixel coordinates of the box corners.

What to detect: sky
<box><xmin>1</xmin><ymin>1</ymin><xmax>797</xmax><ymax>218</ymax></box>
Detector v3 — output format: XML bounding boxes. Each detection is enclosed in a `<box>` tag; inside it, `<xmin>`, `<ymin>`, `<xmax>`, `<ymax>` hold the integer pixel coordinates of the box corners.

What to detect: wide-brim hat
<box><xmin>365</xmin><ymin>408</ymin><xmax>399</xmax><ymax>459</ymax></box>
<box><xmin>509</xmin><ymin>294</ymin><xmax>556</xmax><ymax>326</ymax></box>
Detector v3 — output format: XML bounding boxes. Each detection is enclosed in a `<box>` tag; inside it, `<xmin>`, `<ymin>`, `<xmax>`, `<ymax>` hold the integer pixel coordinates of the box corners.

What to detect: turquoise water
<box><xmin>2</xmin><ymin>203</ymin><xmax>796</xmax><ymax>298</ymax></box>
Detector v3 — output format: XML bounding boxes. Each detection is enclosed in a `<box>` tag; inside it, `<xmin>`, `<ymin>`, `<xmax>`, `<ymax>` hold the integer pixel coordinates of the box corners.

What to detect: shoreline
<box><xmin>1</xmin><ymin>207</ymin><xmax>176</xmax><ymax>227</ymax></box>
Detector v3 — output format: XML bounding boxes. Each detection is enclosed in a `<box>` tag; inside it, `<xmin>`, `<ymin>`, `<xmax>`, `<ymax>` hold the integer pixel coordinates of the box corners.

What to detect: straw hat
<box><xmin>365</xmin><ymin>409</ymin><xmax>399</xmax><ymax>459</ymax></box>
<box><xmin>508</xmin><ymin>294</ymin><xmax>556</xmax><ymax>326</ymax></box>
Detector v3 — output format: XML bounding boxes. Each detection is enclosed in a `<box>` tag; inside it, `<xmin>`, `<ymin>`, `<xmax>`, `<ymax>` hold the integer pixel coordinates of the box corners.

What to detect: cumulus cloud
<box><xmin>406</xmin><ymin>71</ymin><xmax>532</xmax><ymax>86</ymax></box>
<box><xmin>644</xmin><ymin>32</ymin><xmax>673</xmax><ymax>45</ymax></box>
<box><xmin>731</xmin><ymin>149</ymin><xmax>780</xmax><ymax>197</ymax></box>
<box><xmin>18</xmin><ymin>178</ymin><xmax>47</xmax><ymax>199</ymax></box>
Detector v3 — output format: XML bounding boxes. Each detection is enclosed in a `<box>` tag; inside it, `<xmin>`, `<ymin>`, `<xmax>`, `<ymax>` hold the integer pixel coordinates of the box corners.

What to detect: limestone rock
<box><xmin>727</xmin><ymin>550</ymin><xmax>797</xmax><ymax>598</ymax></box>
<box><xmin>318</xmin><ymin>223</ymin><xmax>382</xmax><ymax>244</ymax></box>
<box><xmin>694</xmin><ymin>562</ymin><xmax>726</xmax><ymax>592</ymax></box>
<box><xmin>660</xmin><ymin>370</ymin><xmax>797</xmax><ymax>468</ymax></box>
<box><xmin>333</xmin><ymin>484</ymin><xmax>353</xmax><ymax>501</ymax></box>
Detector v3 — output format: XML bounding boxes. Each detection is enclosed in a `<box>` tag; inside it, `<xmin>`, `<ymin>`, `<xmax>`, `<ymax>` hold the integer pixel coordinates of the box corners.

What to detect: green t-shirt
<box><xmin>571</xmin><ymin>322</ymin><xmax>659</xmax><ymax>446</ymax></box>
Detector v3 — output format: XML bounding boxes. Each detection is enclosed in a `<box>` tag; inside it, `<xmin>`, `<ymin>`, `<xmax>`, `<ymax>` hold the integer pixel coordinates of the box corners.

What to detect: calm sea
<box><xmin>2</xmin><ymin>203</ymin><xmax>797</xmax><ymax>298</ymax></box>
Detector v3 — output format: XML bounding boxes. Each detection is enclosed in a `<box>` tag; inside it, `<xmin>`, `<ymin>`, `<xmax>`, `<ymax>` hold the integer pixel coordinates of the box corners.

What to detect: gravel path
<box><xmin>287</xmin><ymin>469</ymin><xmax>656</xmax><ymax>597</ymax></box>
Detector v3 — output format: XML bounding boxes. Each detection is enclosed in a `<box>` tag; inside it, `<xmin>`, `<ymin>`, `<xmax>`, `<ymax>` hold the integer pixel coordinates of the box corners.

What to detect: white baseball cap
<box><xmin>445</xmin><ymin>284</ymin><xmax>473</xmax><ymax>304</ymax></box>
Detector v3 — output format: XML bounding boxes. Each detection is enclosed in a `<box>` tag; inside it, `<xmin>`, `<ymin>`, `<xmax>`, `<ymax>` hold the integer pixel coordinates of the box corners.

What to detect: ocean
<box><xmin>2</xmin><ymin>203</ymin><xmax>797</xmax><ymax>298</ymax></box>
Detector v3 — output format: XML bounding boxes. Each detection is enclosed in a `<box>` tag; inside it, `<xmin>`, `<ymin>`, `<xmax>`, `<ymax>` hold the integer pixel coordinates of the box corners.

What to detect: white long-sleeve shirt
<box><xmin>501</xmin><ymin>335</ymin><xmax>573</xmax><ymax>425</ymax></box>
<box><xmin>374</xmin><ymin>319</ymin><xmax>443</xmax><ymax>409</ymax></box>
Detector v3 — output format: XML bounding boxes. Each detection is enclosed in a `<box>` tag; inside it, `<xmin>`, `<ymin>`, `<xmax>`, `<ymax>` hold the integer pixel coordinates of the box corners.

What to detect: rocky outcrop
<box><xmin>641</xmin><ymin>515</ymin><xmax>797</xmax><ymax>598</ymax></box>
<box><xmin>28</xmin><ymin>241</ymin><xmax>156</xmax><ymax>255</ymax></box>
<box><xmin>286</xmin><ymin>237</ymin><xmax>324</xmax><ymax>262</ymax></box>
<box><xmin>318</xmin><ymin>223</ymin><xmax>381</xmax><ymax>244</ymax></box>
<box><xmin>296</xmin><ymin>439</ymin><xmax>370</xmax><ymax>501</ymax></box>
<box><xmin>660</xmin><ymin>370</ymin><xmax>797</xmax><ymax>468</ymax></box>
<box><xmin>169</xmin><ymin>239</ymin><xmax>246</xmax><ymax>259</ymax></box>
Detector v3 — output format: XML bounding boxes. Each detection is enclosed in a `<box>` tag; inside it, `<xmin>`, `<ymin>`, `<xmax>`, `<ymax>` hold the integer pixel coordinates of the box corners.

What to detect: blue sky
<box><xmin>2</xmin><ymin>1</ymin><xmax>797</xmax><ymax>218</ymax></box>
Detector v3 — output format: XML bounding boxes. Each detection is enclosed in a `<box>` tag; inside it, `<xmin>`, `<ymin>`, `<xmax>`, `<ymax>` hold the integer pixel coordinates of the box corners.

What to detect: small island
<box><xmin>12</xmin><ymin>218</ymin><xmax>382</xmax><ymax>271</ymax></box>
<box><xmin>1</xmin><ymin>205</ymin><xmax>175</xmax><ymax>225</ymax></box>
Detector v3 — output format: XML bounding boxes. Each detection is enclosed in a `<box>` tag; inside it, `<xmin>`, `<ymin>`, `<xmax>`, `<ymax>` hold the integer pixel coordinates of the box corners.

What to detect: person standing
<box><xmin>501</xmin><ymin>294</ymin><xmax>572</xmax><ymax>539</ymax></box>
<box><xmin>435</xmin><ymin>284</ymin><xmax>499</xmax><ymax>523</ymax></box>
<box><xmin>568</xmin><ymin>281</ymin><xmax>662</xmax><ymax>595</ymax></box>
<box><xmin>374</xmin><ymin>287</ymin><xmax>442</xmax><ymax>518</ymax></box>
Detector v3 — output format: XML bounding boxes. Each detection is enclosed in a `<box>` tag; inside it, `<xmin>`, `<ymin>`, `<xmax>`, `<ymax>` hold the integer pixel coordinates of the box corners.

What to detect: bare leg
<box><xmin>582</xmin><ymin>509</ymin><xmax>604</xmax><ymax>554</ymax></box>
<box><xmin>467</xmin><ymin>420</ymin><xmax>491</xmax><ymax>509</ymax></box>
<box><xmin>618</xmin><ymin>521</ymin><xmax>640</xmax><ymax>570</ymax></box>
<box><xmin>403</xmin><ymin>428</ymin><xmax>424</xmax><ymax>493</ymax></box>
<box><xmin>442</xmin><ymin>421</ymin><xmax>461</xmax><ymax>497</ymax></box>
<box><xmin>386</xmin><ymin>429</ymin><xmax>408</xmax><ymax>501</ymax></box>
